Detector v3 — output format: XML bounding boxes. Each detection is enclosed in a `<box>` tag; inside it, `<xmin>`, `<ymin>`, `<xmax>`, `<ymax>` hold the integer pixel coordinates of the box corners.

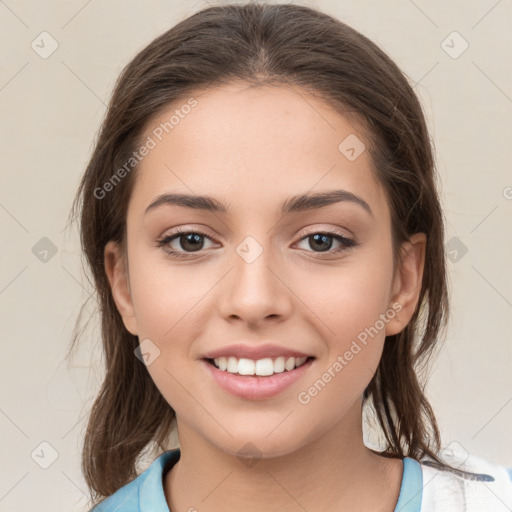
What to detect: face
<box><xmin>104</xmin><ymin>82</ymin><xmax>425</xmax><ymax>459</ymax></box>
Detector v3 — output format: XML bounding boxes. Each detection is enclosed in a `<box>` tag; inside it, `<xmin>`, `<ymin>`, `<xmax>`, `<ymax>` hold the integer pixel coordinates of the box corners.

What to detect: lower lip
<box><xmin>199</xmin><ymin>358</ymin><xmax>315</xmax><ymax>400</ymax></box>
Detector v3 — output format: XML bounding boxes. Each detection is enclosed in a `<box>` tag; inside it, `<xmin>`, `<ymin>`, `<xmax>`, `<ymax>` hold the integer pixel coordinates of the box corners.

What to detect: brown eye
<box><xmin>295</xmin><ymin>230</ymin><xmax>356</xmax><ymax>255</ymax></box>
<box><xmin>174</xmin><ymin>232</ymin><xmax>205</xmax><ymax>252</ymax></box>
<box><xmin>308</xmin><ymin>233</ymin><xmax>335</xmax><ymax>252</ymax></box>
<box><xmin>157</xmin><ymin>228</ymin><xmax>216</xmax><ymax>257</ymax></box>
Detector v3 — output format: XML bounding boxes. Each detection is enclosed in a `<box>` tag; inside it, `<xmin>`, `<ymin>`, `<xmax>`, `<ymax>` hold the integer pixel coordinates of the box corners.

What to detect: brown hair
<box><xmin>68</xmin><ymin>2</ymin><xmax>480</xmax><ymax>507</ymax></box>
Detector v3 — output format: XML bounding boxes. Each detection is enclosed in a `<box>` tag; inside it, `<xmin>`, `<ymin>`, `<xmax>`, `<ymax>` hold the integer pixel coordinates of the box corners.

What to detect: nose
<box><xmin>217</xmin><ymin>240</ymin><xmax>292</xmax><ymax>327</ymax></box>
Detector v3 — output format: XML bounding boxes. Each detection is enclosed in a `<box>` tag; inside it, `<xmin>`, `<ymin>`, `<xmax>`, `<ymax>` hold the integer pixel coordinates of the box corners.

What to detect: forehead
<box><xmin>128</xmin><ymin>82</ymin><xmax>388</xmax><ymax>221</ymax></box>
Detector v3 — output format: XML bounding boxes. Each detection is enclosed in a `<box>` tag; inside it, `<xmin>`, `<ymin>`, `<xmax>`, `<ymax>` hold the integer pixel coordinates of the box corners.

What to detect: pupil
<box><xmin>181</xmin><ymin>233</ymin><xmax>203</xmax><ymax>252</ymax></box>
<box><xmin>310</xmin><ymin>234</ymin><xmax>332</xmax><ymax>252</ymax></box>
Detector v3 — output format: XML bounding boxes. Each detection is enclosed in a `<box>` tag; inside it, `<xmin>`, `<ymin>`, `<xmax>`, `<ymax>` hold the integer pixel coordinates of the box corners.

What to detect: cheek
<box><xmin>292</xmin><ymin>253</ymin><xmax>393</xmax><ymax>392</ymax></box>
<box><xmin>295</xmin><ymin>254</ymin><xmax>393</xmax><ymax>342</ymax></box>
<box><xmin>128</xmin><ymin>246</ymin><xmax>215</xmax><ymax>339</ymax></box>
<box><xmin>296</xmin><ymin>276</ymin><xmax>390</xmax><ymax>419</ymax></box>
<box><xmin>127</xmin><ymin>261</ymin><xmax>212</xmax><ymax>411</ymax></box>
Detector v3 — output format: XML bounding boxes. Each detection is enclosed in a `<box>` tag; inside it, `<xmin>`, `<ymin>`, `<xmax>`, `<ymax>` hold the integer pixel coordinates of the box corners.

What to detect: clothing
<box><xmin>89</xmin><ymin>447</ymin><xmax>512</xmax><ymax>511</ymax></box>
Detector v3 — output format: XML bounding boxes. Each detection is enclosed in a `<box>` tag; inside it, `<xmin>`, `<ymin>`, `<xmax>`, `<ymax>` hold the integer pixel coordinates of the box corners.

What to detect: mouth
<box><xmin>203</xmin><ymin>355</ymin><xmax>316</xmax><ymax>377</ymax></box>
<box><xmin>200</xmin><ymin>355</ymin><xmax>316</xmax><ymax>400</ymax></box>
<box><xmin>200</xmin><ymin>356</ymin><xmax>316</xmax><ymax>400</ymax></box>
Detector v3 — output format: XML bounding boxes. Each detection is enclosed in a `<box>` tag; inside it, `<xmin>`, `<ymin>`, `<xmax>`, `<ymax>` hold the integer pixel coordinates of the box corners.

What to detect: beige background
<box><xmin>0</xmin><ymin>0</ymin><xmax>511</xmax><ymax>510</ymax></box>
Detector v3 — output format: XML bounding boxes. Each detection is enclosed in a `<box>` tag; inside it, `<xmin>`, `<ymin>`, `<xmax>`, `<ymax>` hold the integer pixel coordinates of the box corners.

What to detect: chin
<box><xmin>212</xmin><ymin>432</ymin><xmax>305</xmax><ymax>462</ymax></box>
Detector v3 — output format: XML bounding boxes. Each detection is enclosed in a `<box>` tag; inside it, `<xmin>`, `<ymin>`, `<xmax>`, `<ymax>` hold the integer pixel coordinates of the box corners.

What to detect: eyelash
<box><xmin>156</xmin><ymin>227</ymin><xmax>357</xmax><ymax>259</ymax></box>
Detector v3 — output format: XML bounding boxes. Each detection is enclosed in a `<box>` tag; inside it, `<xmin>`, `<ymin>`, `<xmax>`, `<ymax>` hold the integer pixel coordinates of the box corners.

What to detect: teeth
<box><xmin>212</xmin><ymin>356</ymin><xmax>309</xmax><ymax>376</ymax></box>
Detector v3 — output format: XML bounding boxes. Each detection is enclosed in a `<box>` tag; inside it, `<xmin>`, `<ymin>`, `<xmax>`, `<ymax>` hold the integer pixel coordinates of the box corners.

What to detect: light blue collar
<box><xmin>394</xmin><ymin>457</ymin><xmax>423</xmax><ymax>512</ymax></box>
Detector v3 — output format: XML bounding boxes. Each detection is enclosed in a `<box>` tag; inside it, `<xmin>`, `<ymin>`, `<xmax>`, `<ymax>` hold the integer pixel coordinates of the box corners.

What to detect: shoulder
<box><xmin>88</xmin><ymin>449</ymin><xmax>181</xmax><ymax>512</ymax></box>
<box><xmin>418</xmin><ymin>445</ymin><xmax>512</xmax><ymax>512</ymax></box>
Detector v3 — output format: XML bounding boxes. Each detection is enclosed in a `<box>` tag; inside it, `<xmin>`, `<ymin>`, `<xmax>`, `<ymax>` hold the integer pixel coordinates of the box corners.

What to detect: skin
<box><xmin>104</xmin><ymin>82</ymin><xmax>426</xmax><ymax>512</ymax></box>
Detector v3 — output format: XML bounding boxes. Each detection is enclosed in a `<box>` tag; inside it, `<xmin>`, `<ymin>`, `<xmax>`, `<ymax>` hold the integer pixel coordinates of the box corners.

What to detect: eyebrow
<box><xmin>144</xmin><ymin>189</ymin><xmax>373</xmax><ymax>218</ymax></box>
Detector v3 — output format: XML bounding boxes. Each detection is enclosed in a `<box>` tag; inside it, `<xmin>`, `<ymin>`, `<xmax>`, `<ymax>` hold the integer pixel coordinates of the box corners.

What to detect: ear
<box><xmin>104</xmin><ymin>240</ymin><xmax>138</xmax><ymax>336</ymax></box>
<box><xmin>385</xmin><ymin>233</ymin><xmax>426</xmax><ymax>336</ymax></box>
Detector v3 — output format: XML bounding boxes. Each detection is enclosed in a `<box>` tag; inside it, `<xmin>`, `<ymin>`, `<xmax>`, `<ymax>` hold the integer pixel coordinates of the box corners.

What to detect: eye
<box><xmin>295</xmin><ymin>229</ymin><xmax>357</xmax><ymax>255</ymax></box>
<box><xmin>156</xmin><ymin>228</ymin><xmax>216</xmax><ymax>258</ymax></box>
<box><xmin>156</xmin><ymin>227</ymin><xmax>357</xmax><ymax>259</ymax></box>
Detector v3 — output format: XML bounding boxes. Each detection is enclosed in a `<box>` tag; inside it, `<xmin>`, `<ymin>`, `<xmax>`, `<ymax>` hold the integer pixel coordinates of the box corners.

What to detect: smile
<box><xmin>206</xmin><ymin>356</ymin><xmax>312</xmax><ymax>376</ymax></box>
<box><xmin>200</xmin><ymin>356</ymin><xmax>316</xmax><ymax>400</ymax></box>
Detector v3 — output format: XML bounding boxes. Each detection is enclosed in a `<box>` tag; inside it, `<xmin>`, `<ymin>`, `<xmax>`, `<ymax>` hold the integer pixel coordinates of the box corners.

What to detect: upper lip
<box><xmin>201</xmin><ymin>343</ymin><xmax>314</xmax><ymax>361</ymax></box>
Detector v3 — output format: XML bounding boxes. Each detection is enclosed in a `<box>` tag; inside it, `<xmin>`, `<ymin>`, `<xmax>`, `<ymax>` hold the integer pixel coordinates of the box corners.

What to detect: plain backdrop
<box><xmin>0</xmin><ymin>0</ymin><xmax>511</xmax><ymax>510</ymax></box>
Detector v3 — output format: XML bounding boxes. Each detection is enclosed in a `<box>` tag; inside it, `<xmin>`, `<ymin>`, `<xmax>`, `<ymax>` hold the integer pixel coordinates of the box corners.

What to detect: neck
<box><xmin>164</xmin><ymin>398</ymin><xmax>403</xmax><ymax>512</ymax></box>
